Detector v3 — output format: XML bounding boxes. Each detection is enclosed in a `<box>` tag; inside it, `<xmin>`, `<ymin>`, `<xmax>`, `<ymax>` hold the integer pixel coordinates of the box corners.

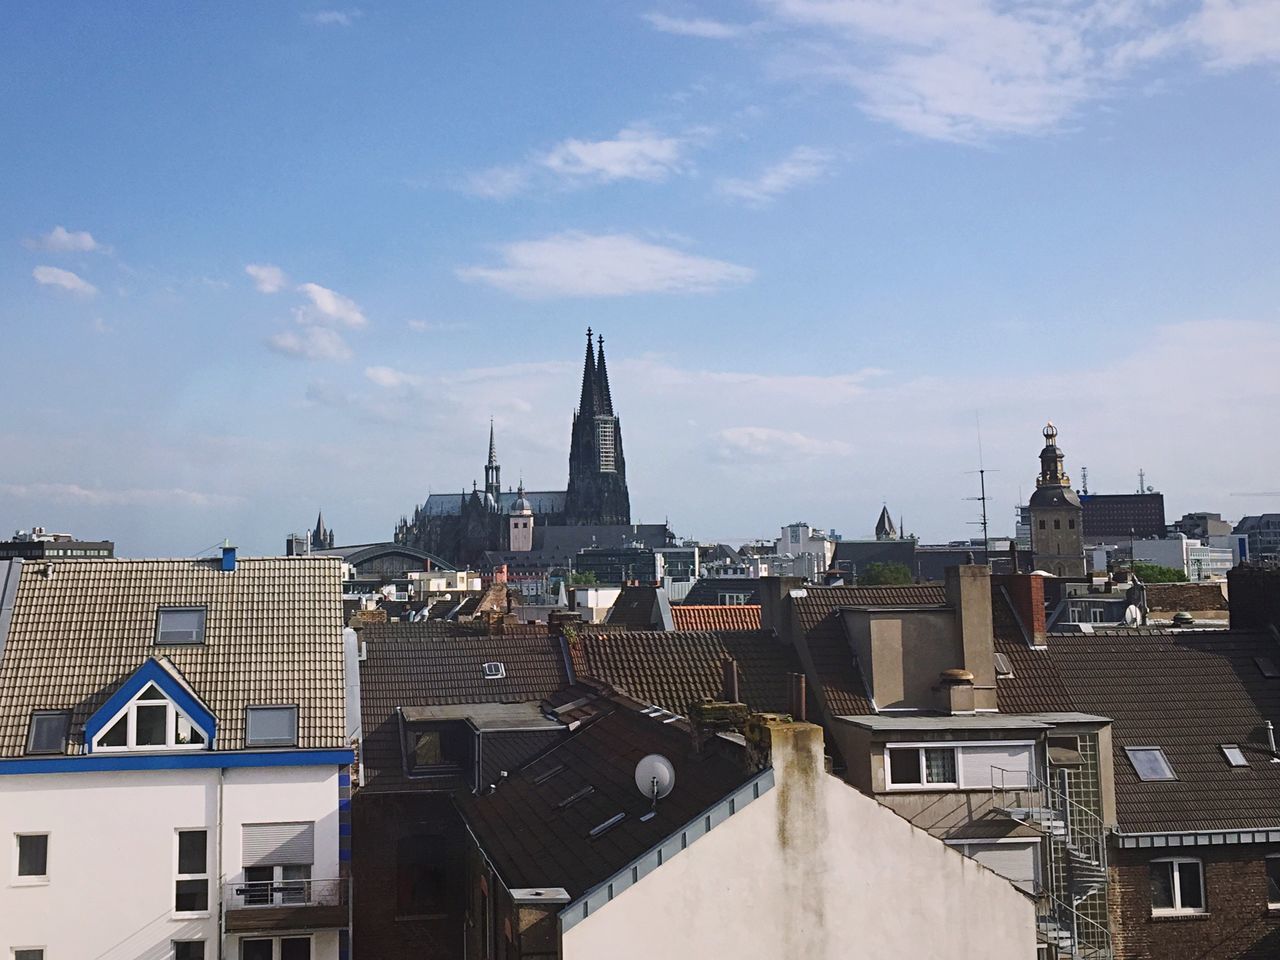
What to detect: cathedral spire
<box><xmin>577</xmin><ymin>327</ymin><xmax>598</xmax><ymax>417</ymax></box>
<box><xmin>484</xmin><ymin>420</ymin><xmax>501</xmax><ymax>505</ymax></box>
<box><xmin>487</xmin><ymin>418</ymin><xmax>497</xmax><ymax>467</ymax></box>
<box><xmin>596</xmin><ymin>333</ymin><xmax>614</xmax><ymax>416</ymax></box>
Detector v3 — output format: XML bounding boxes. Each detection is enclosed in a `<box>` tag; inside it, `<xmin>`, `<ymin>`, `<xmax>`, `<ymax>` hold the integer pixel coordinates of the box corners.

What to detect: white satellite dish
<box><xmin>634</xmin><ymin>753</ymin><xmax>676</xmax><ymax>802</ymax></box>
<box><xmin>1124</xmin><ymin>604</ymin><xmax>1142</xmax><ymax>626</ymax></box>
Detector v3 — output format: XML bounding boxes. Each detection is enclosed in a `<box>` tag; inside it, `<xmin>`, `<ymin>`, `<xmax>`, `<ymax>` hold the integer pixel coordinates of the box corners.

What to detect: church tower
<box><xmin>509</xmin><ymin>482</ymin><xmax>534</xmax><ymax>552</ymax></box>
<box><xmin>311</xmin><ymin>511</ymin><xmax>335</xmax><ymax>550</ymax></box>
<box><xmin>484</xmin><ymin>419</ymin><xmax>501</xmax><ymax>508</ymax></box>
<box><xmin>1029</xmin><ymin>422</ymin><xmax>1085</xmax><ymax>577</ymax></box>
<box><xmin>564</xmin><ymin>329</ymin><xmax>631</xmax><ymax>525</ymax></box>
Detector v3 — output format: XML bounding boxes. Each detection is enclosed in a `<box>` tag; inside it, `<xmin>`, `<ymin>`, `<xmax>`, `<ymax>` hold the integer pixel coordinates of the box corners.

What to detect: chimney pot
<box><xmin>721</xmin><ymin>657</ymin><xmax>740</xmax><ymax>704</ymax></box>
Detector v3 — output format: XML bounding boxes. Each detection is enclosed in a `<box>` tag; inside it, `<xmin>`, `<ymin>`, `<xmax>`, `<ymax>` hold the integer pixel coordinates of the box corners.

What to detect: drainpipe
<box><xmin>217</xmin><ymin>766</ymin><xmax>226</xmax><ymax>959</ymax></box>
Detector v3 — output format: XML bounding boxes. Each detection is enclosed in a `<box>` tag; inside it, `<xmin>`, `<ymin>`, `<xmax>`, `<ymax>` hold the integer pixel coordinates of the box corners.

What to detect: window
<box><xmin>718</xmin><ymin>592</ymin><xmax>750</xmax><ymax>605</ymax></box>
<box><xmin>14</xmin><ymin>951</ymin><xmax>44</xmax><ymax>960</ymax></box>
<box><xmin>1221</xmin><ymin>744</ymin><xmax>1248</xmax><ymax>767</ymax></box>
<box><xmin>173</xmin><ymin>943</ymin><xmax>206</xmax><ymax>960</ymax></box>
<box><xmin>993</xmin><ymin>653</ymin><xmax>1013</xmax><ymax>678</ymax></box>
<box><xmin>241</xmin><ymin>939</ymin><xmax>311</xmax><ymax>960</ymax></box>
<box><xmin>245</xmin><ymin>706</ymin><xmax>298</xmax><ymax>747</ymax></box>
<box><xmin>1054</xmin><ymin>519</ymin><xmax>1061</xmax><ymax>530</ymax></box>
<box><xmin>92</xmin><ymin>683</ymin><xmax>208</xmax><ymax>752</ymax></box>
<box><xmin>244</xmin><ymin>864</ymin><xmax>311</xmax><ymax>906</ymax></box>
<box><xmin>16</xmin><ymin>834</ymin><xmax>49</xmax><ymax>880</ymax></box>
<box><xmin>241</xmin><ymin>822</ymin><xmax>315</xmax><ymax>906</ymax></box>
<box><xmin>1038</xmin><ymin>520</ymin><xmax>1046</xmax><ymax>530</ymax></box>
<box><xmin>1268</xmin><ymin>856</ymin><xmax>1280</xmax><ymax>907</ymax></box>
<box><xmin>1126</xmin><ymin>746</ymin><xmax>1177</xmax><ymax>781</ymax></box>
<box><xmin>1151</xmin><ymin>858</ymin><xmax>1205</xmax><ymax>915</ymax></box>
<box><xmin>175</xmin><ymin>829</ymin><xmax>209</xmax><ymax>913</ymax></box>
<box><xmin>482</xmin><ymin>662</ymin><xmax>506</xmax><ymax>679</ymax></box>
<box><xmin>887</xmin><ymin>747</ymin><xmax>957</xmax><ymax>787</ymax></box>
<box><xmin>25</xmin><ymin>712</ymin><xmax>70</xmax><ymax>755</ymax></box>
<box><xmin>403</xmin><ymin>722</ymin><xmax>471</xmax><ymax>776</ymax></box>
<box><xmin>156</xmin><ymin>607</ymin><xmax>206</xmax><ymax>645</ymax></box>
<box><xmin>1069</xmin><ymin>519</ymin><xmax>1076</xmax><ymax>529</ymax></box>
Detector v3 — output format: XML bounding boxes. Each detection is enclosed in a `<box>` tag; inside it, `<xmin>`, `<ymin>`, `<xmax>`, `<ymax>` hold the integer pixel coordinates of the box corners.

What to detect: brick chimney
<box><xmin>992</xmin><ymin>573</ymin><xmax>1047</xmax><ymax>646</ymax></box>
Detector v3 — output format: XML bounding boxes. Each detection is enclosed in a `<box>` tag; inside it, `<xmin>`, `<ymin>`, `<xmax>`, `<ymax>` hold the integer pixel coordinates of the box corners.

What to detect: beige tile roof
<box><xmin>0</xmin><ymin>557</ymin><xmax>346</xmax><ymax>756</ymax></box>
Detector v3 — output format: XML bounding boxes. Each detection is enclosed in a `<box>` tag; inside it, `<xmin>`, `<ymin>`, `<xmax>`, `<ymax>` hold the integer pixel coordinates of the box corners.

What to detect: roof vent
<box><xmin>588</xmin><ymin>812</ymin><xmax>627</xmax><ymax>839</ymax></box>
<box><xmin>1256</xmin><ymin>657</ymin><xmax>1280</xmax><ymax>679</ymax></box>
<box><xmin>482</xmin><ymin>662</ymin><xmax>506</xmax><ymax>679</ymax></box>
<box><xmin>555</xmin><ymin>785</ymin><xmax>595</xmax><ymax>810</ymax></box>
<box><xmin>993</xmin><ymin>652</ymin><xmax>1013</xmax><ymax>678</ymax></box>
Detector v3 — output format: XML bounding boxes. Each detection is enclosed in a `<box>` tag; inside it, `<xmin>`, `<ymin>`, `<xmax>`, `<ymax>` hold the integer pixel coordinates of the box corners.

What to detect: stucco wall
<box><xmin>562</xmin><ymin>723</ymin><xmax>1036</xmax><ymax>960</ymax></box>
<box><xmin>1</xmin><ymin>765</ymin><xmax>341</xmax><ymax>960</ymax></box>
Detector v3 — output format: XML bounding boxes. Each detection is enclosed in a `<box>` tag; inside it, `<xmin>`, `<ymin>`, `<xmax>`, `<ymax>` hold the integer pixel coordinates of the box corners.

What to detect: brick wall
<box><xmin>992</xmin><ymin>574</ymin><xmax>1046</xmax><ymax>644</ymax></box>
<box><xmin>1109</xmin><ymin>844</ymin><xmax>1280</xmax><ymax>959</ymax></box>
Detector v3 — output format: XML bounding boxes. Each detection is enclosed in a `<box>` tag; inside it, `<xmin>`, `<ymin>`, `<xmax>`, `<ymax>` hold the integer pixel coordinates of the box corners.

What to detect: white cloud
<box><xmin>407</xmin><ymin>319</ymin><xmax>470</xmax><ymax>332</ymax></box>
<box><xmin>295</xmin><ymin>282</ymin><xmax>367</xmax><ymax>328</ymax></box>
<box><xmin>716</xmin><ymin>146</ymin><xmax>834</xmax><ymax>205</ymax></box>
<box><xmin>306</xmin><ymin>9</ymin><xmax>361</xmax><ymax>26</ymax></box>
<box><xmin>456</xmin><ymin>231</ymin><xmax>754</xmax><ymax>298</ymax></box>
<box><xmin>245</xmin><ymin>263</ymin><xmax>288</xmax><ymax>294</ymax></box>
<box><xmin>461</xmin><ymin>165</ymin><xmax>530</xmax><ymax>199</ymax></box>
<box><xmin>540</xmin><ymin>127</ymin><xmax>688</xmax><ymax>183</ymax></box>
<box><xmin>365</xmin><ymin>366</ymin><xmax>422</xmax><ymax>389</ymax></box>
<box><xmin>25</xmin><ymin>225</ymin><xmax>100</xmax><ymax>253</ymax></box>
<box><xmin>1191</xmin><ymin>0</ymin><xmax>1280</xmax><ymax>68</ymax></box>
<box><xmin>642</xmin><ymin>12</ymin><xmax>758</xmax><ymax>39</ymax></box>
<box><xmin>717</xmin><ymin>426</ymin><xmax>853</xmax><ymax>460</ymax></box>
<box><xmin>0</xmin><ymin>481</ymin><xmax>242</xmax><ymax>508</ymax></box>
<box><xmin>33</xmin><ymin>265</ymin><xmax>97</xmax><ymax>297</ymax></box>
<box><xmin>268</xmin><ymin>326</ymin><xmax>352</xmax><ymax>361</ymax></box>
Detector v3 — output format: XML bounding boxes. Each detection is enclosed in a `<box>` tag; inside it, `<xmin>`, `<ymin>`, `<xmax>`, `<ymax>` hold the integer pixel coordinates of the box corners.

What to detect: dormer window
<box><xmin>92</xmin><ymin>683</ymin><xmax>209</xmax><ymax>752</ymax></box>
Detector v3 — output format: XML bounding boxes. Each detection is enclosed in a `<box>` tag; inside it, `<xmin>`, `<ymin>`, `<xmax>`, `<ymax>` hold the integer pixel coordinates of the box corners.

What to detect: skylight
<box><xmin>155</xmin><ymin>607</ymin><xmax>206</xmax><ymax>645</ymax></box>
<box><xmin>482</xmin><ymin>661</ymin><xmax>506</xmax><ymax>679</ymax></box>
<box><xmin>1125</xmin><ymin>746</ymin><xmax>1177</xmax><ymax>781</ymax></box>
<box><xmin>1221</xmin><ymin>744</ymin><xmax>1249</xmax><ymax>767</ymax></box>
<box><xmin>1255</xmin><ymin>657</ymin><xmax>1280</xmax><ymax>679</ymax></box>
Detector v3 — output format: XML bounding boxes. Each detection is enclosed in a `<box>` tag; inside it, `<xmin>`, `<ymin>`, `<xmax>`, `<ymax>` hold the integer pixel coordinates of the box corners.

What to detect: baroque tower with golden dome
<box><xmin>1029</xmin><ymin>422</ymin><xmax>1085</xmax><ymax>577</ymax></box>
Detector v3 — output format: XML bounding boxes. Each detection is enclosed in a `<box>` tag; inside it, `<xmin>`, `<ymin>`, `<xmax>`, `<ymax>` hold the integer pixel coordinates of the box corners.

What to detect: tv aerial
<box><xmin>634</xmin><ymin>754</ymin><xmax>676</xmax><ymax>821</ymax></box>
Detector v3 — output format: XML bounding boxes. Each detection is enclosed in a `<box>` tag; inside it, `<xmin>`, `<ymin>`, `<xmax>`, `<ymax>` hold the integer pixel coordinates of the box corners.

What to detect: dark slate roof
<box><xmin>833</xmin><ymin>538</ymin><xmax>916</xmax><ymax>569</ymax></box>
<box><xmin>357</xmin><ymin>621</ymin><xmax>570</xmax><ymax>791</ymax></box>
<box><xmin>567</xmin><ymin>629</ymin><xmax>801</xmax><ymax>716</ymax></box>
<box><xmin>422</xmin><ymin>490</ymin><xmax>566</xmax><ymax>517</ymax></box>
<box><xmin>1047</xmin><ymin>628</ymin><xmax>1280</xmax><ymax>833</ymax></box>
<box><xmin>605</xmin><ymin>585</ymin><xmax>669</xmax><ymax>630</ymax></box>
<box><xmin>0</xmin><ymin>557</ymin><xmax>347</xmax><ymax>755</ymax></box>
<box><xmin>670</xmin><ymin>605</ymin><xmax>761</xmax><ymax>632</ymax></box>
<box><xmin>682</xmin><ymin>578</ymin><xmax>762</xmax><ymax>605</ymax></box>
<box><xmin>991</xmin><ymin>590</ymin><xmax>1074</xmax><ymax>715</ymax></box>
<box><xmin>456</xmin><ymin>703</ymin><xmax>752</xmax><ymax>897</ymax></box>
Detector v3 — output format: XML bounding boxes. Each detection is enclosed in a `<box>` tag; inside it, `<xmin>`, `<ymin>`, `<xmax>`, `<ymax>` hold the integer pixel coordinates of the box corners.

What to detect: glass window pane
<box><xmin>136</xmin><ymin>704</ymin><xmax>168</xmax><ymax>745</ymax></box>
<box><xmin>241</xmin><ymin>939</ymin><xmax>274</xmax><ymax>960</ymax></box>
<box><xmin>175</xmin><ymin>878</ymin><xmax>209</xmax><ymax>912</ymax></box>
<box><xmin>27</xmin><ymin>712</ymin><xmax>70</xmax><ymax>754</ymax></box>
<box><xmin>18</xmin><ymin>834</ymin><xmax>48</xmax><ymax>876</ymax></box>
<box><xmin>157</xmin><ymin>608</ymin><xmax>206</xmax><ymax>645</ymax></box>
<box><xmin>138</xmin><ymin>684</ymin><xmax>167</xmax><ymax>700</ymax></box>
<box><xmin>1178</xmin><ymin>861</ymin><xmax>1204</xmax><ymax>909</ymax></box>
<box><xmin>178</xmin><ymin>830</ymin><xmax>207</xmax><ymax>874</ymax></box>
<box><xmin>925</xmin><ymin>748</ymin><xmax>957</xmax><ymax>784</ymax></box>
<box><xmin>100</xmin><ymin>713</ymin><xmax>128</xmax><ymax>747</ymax></box>
<box><xmin>281</xmin><ymin>938</ymin><xmax>312</xmax><ymax>960</ymax></box>
<box><xmin>1268</xmin><ymin>859</ymin><xmax>1280</xmax><ymax>904</ymax></box>
<box><xmin>889</xmin><ymin>749</ymin><xmax>921</xmax><ymax>784</ymax></box>
<box><xmin>246</xmin><ymin>707</ymin><xmax>297</xmax><ymax>746</ymax></box>
<box><xmin>177</xmin><ymin>714</ymin><xmax>205</xmax><ymax>746</ymax></box>
<box><xmin>173</xmin><ymin>942</ymin><xmax>206</xmax><ymax>960</ymax></box>
<box><xmin>244</xmin><ymin>865</ymin><xmax>273</xmax><ymax>905</ymax></box>
<box><xmin>1151</xmin><ymin>862</ymin><xmax>1174</xmax><ymax>909</ymax></box>
<box><xmin>413</xmin><ymin>731</ymin><xmax>442</xmax><ymax>767</ymax></box>
<box><xmin>1127</xmin><ymin>747</ymin><xmax>1176</xmax><ymax>781</ymax></box>
<box><xmin>15</xmin><ymin>951</ymin><xmax>44</xmax><ymax>960</ymax></box>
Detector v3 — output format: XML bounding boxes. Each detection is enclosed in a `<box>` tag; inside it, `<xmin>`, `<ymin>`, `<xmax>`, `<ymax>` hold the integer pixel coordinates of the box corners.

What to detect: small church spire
<box><xmin>484</xmin><ymin>418</ymin><xmax>501</xmax><ymax>503</ymax></box>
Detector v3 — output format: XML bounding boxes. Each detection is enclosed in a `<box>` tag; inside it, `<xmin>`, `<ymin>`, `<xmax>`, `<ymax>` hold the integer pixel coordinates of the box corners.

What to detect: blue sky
<box><xmin>3</xmin><ymin>1</ymin><xmax>1279</xmax><ymax>555</ymax></box>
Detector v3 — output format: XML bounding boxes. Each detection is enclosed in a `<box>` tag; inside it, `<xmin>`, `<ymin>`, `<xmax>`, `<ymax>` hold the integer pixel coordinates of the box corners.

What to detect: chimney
<box><xmin>758</xmin><ymin>575</ymin><xmax>804</xmax><ymax>641</ymax></box>
<box><xmin>992</xmin><ymin>573</ymin><xmax>1047</xmax><ymax>646</ymax></box>
<box><xmin>945</xmin><ymin>565</ymin><xmax>995</xmax><ymax>708</ymax></box>
<box><xmin>788</xmin><ymin>672</ymin><xmax>807</xmax><ymax>722</ymax></box>
<box><xmin>1228</xmin><ymin>563</ymin><xmax>1280</xmax><ymax>632</ymax></box>
<box><xmin>939</xmin><ymin>668</ymin><xmax>976</xmax><ymax>715</ymax></box>
<box><xmin>721</xmin><ymin>657</ymin><xmax>740</xmax><ymax>703</ymax></box>
<box><xmin>220</xmin><ymin>543</ymin><xmax>237</xmax><ymax>573</ymax></box>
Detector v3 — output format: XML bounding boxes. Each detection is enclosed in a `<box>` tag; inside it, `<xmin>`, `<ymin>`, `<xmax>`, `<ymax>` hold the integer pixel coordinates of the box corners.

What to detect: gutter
<box><xmin>1113</xmin><ymin>826</ymin><xmax>1280</xmax><ymax>849</ymax></box>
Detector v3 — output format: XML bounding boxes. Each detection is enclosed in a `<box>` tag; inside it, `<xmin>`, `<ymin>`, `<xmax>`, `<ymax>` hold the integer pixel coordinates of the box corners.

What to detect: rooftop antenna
<box><xmin>964</xmin><ymin>415</ymin><xmax>998</xmax><ymax>568</ymax></box>
<box><xmin>1080</xmin><ymin>466</ymin><xmax>1089</xmax><ymax>496</ymax></box>
<box><xmin>1137</xmin><ymin>469</ymin><xmax>1145</xmax><ymax>495</ymax></box>
<box><xmin>634</xmin><ymin>753</ymin><xmax>676</xmax><ymax>823</ymax></box>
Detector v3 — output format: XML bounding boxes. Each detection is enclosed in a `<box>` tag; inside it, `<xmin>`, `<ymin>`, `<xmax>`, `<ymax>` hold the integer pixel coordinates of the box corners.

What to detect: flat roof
<box><xmin>835</xmin><ymin>712</ymin><xmax>1108</xmax><ymax>731</ymax></box>
<box><xmin>400</xmin><ymin>702</ymin><xmax>563</xmax><ymax>731</ymax></box>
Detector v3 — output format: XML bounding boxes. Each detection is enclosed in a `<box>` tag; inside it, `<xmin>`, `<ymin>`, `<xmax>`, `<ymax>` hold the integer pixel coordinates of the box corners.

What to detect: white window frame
<box><xmin>1267</xmin><ymin>854</ymin><xmax>1280</xmax><ymax>909</ymax></box>
<box><xmin>91</xmin><ymin>683</ymin><xmax>210</xmax><ymax>753</ymax></box>
<box><xmin>12</xmin><ymin>949</ymin><xmax>46</xmax><ymax>960</ymax></box>
<box><xmin>884</xmin><ymin>740</ymin><xmax>1036</xmax><ymax>792</ymax></box>
<box><xmin>1150</xmin><ymin>857</ymin><xmax>1205</xmax><ymax>916</ymax></box>
<box><xmin>886</xmin><ymin>745</ymin><xmax>957</xmax><ymax>789</ymax></box>
<box><xmin>14</xmin><ymin>832</ymin><xmax>49</xmax><ymax>885</ymax></box>
<box><xmin>174</xmin><ymin>828</ymin><xmax>211</xmax><ymax>919</ymax></box>
<box><xmin>238</xmin><ymin>935</ymin><xmax>313</xmax><ymax>960</ymax></box>
<box><xmin>171</xmin><ymin>941</ymin><xmax>207</xmax><ymax>960</ymax></box>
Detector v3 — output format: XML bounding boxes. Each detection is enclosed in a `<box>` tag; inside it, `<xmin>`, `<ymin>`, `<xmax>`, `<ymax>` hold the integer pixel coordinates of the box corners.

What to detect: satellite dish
<box><xmin>634</xmin><ymin>754</ymin><xmax>676</xmax><ymax>802</ymax></box>
<box><xmin>1124</xmin><ymin>604</ymin><xmax>1142</xmax><ymax>626</ymax></box>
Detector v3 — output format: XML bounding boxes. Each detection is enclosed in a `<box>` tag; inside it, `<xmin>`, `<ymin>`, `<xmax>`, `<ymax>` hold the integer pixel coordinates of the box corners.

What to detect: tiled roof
<box><xmin>568</xmin><ymin>629</ymin><xmax>801</xmax><ymax>715</ymax></box>
<box><xmin>1146</xmin><ymin>582</ymin><xmax>1229</xmax><ymax>612</ymax></box>
<box><xmin>670</xmin><ymin>605</ymin><xmax>761</xmax><ymax>632</ymax></box>
<box><xmin>1047</xmin><ymin>629</ymin><xmax>1280</xmax><ymax>833</ymax></box>
<box><xmin>682</xmin><ymin>577</ymin><xmax>762</xmax><ymax>605</ymax></box>
<box><xmin>605</xmin><ymin>585</ymin><xmax>669</xmax><ymax>630</ymax></box>
<box><xmin>816</xmin><ymin>584</ymin><xmax>948</xmax><ymax>607</ymax></box>
<box><xmin>0</xmin><ymin>557</ymin><xmax>346</xmax><ymax>755</ymax></box>
<box><xmin>457</xmin><ymin>703</ymin><xmax>752</xmax><ymax>897</ymax></box>
<box><xmin>991</xmin><ymin>590</ymin><xmax>1073</xmax><ymax>715</ymax></box>
<box><xmin>357</xmin><ymin>621</ymin><xmax>570</xmax><ymax>790</ymax></box>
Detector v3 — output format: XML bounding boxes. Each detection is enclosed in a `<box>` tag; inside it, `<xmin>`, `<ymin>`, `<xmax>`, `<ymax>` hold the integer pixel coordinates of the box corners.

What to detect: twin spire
<box><xmin>577</xmin><ymin>327</ymin><xmax>615</xmax><ymax>419</ymax></box>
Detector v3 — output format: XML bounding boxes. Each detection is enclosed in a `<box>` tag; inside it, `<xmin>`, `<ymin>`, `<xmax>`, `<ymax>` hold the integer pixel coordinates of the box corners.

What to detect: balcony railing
<box><xmin>223</xmin><ymin>878</ymin><xmax>349</xmax><ymax>932</ymax></box>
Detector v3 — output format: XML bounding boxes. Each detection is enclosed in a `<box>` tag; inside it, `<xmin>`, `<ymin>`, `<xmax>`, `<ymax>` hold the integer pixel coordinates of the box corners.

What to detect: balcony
<box><xmin>223</xmin><ymin>878</ymin><xmax>349</xmax><ymax>933</ymax></box>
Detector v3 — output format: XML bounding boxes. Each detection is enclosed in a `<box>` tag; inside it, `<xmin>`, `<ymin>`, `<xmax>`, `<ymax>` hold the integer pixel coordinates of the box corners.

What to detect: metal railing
<box><xmin>224</xmin><ymin>877</ymin><xmax>347</xmax><ymax>910</ymax></box>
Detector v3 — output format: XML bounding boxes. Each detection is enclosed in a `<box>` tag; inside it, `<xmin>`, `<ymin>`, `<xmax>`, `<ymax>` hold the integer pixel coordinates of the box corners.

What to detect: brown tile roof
<box><xmin>457</xmin><ymin>703</ymin><xmax>752</xmax><ymax>897</ymax></box>
<box><xmin>991</xmin><ymin>589</ymin><xmax>1073</xmax><ymax>715</ymax></box>
<box><xmin>670</xmin><ymin>605</ymin><xmax>761</xmax><ymax>632</ymax></box>
<box><xmin>0</xmin><ymin>557</ymin><xmax>347</xmax><ymax>755</ymax></box>
<box><xmin>568</xmin><ymin>629</ymin><xmax>801</xmax><ymax>716</ymax></box>
<box><xmin>1047</xmin><ymin>628</ymin><xmax>1280</xmax><ymax>833</ymax></box>
<box><xmin>357</xmin><ymin>621</ymin><xmax>570</xmax><ymax>790</ymax></box>
<box><xmin>1146</xmin><ymin>582</ymin><xmax>1229</xmax><ymax>613</ymax></box>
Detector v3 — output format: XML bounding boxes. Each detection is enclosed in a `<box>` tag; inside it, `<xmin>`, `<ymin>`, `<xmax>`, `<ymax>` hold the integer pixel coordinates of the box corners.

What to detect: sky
<box><xmin>2</xmin><ymin>1</ymin><xmax>1279</xmax><ymax>557</ymax></box>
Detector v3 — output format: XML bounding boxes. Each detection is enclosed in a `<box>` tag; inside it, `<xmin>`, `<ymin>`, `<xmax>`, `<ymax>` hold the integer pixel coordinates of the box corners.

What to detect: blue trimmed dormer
<box><xmin>85</xmin><ymin>658</ymin><xmax>216</xmax><ymax>753</ymax></box>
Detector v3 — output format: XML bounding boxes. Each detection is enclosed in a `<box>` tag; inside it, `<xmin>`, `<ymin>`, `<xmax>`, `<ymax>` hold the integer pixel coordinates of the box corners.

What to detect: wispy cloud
<box><xmin>462</xmin><ymin>165</ymin><xmax>530</xmax><ymax>199</ymax></box>
<box><xmin>268</xmin><ymin>327</ymin><xmax>352</xmax><ymax>361</ymax></box>
<box><xmin>33</xmin><ymin>265</ymin><xmax>97</xmax><ymax>297</ymax></box>
<box><xmin>1190</xmin><ymin>0</ymin><xmax>1280</xmax><ymax>68</ymax></box>
<box><xmin>408</xmin><ymin>319</ymin><xmax>470</xmax><ymax>332</ymax></box>
<box><xmin>245</xmin><ymin>263</ymin><xmax>288</xmax><ymax>293</ymax></box>
<box><xmin>716</xmin><ymin>146</ymin><xmax>834</xmax><ymax>205</ymax></box>
<box><xmin>716</xmin><ymin>425</ymin><xmax>853</xmax><ymax>460</ymax></box>
<box><xmin>365</xmin><ymin>365</ymin><xmax>422</xmax><ymax>389</ymax></box>
<box><xmin>295</xmin><ymin>282</ymin><xmax>367</xmax><ymax>328</ymax></box>
<box><xmin>0</xmin><ymin>481</ymin><xmax>242</xmax><ymax>508</ymax></box>
<box><xmin>305</xmin><ymin>9</ymin><xmax>361</xmax><ymax>27</ymax></box>
<box><xmin>642</xmin><ymin>12</ymin><xmax>759</xmax><ymax>39</ymax></box>
<box><xmin>24</xmin><ymin>225</ymin><xmax>101</xmax><ymax>253</ymax></box>
<box><xmin>457</xmin><ymin>231</ymin><xmax>754</xmax><ymax>298</ymax></box>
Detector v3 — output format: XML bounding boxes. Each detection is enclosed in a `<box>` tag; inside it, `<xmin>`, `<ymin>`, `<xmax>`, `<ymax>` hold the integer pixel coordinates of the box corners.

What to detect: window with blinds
<box><xmin>242</xmin><ymin>822</ymin><xmax>315</xmax><ymax>867</ymax></box>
